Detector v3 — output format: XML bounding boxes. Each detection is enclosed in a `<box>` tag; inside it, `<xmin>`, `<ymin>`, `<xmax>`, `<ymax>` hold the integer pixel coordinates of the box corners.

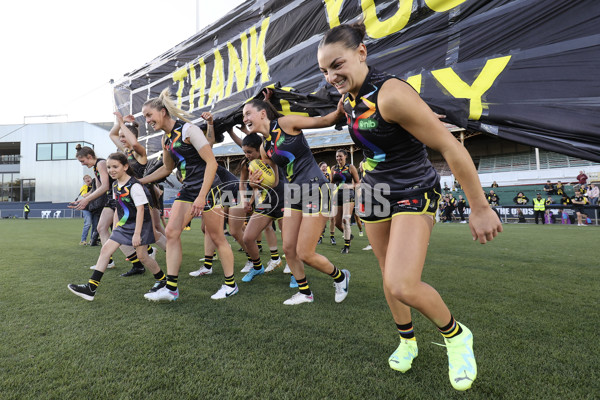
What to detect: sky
<box><xmin>0</xmin><ymin>0</ymin><xmax>245</xmax><ymax>125</ymax></box>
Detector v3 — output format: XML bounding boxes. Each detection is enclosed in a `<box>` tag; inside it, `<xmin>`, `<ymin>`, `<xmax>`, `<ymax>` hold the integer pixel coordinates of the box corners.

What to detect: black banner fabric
<box><xmin>114</xmin><ymin>0</ymin><xmax>600</xmax><ymax>162</ymax></box>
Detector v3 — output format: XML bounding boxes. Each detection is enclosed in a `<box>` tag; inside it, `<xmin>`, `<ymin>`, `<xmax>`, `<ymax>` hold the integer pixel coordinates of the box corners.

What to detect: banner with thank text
<box><xmin>113</xmin><ymin>0</ymin><xmax>600</xmax><ymax>162</ymax></box>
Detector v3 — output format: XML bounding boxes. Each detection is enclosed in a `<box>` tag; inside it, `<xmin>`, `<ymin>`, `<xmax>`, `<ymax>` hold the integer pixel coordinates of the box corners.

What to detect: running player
<box><xmin>68</xmin><ymin>152</ymin><xmax>166</xmax><ymax>300</ymax></box>
<box><xmin>139</xmin><ymin>89</ymin><xmax>237</xmax><ymax>301</ymax></box>
<box><xmin>318</xmin><ymin>23</ymin><xmax>502</xmax><ymax>390</ymax></box>
<box><xmin>110</xmin><ymin>112</ymin><xmax>166</xmax><ymax>276</ymax></box>
<box><xmin>330</xmin><ymin>149</ymin><xmax>360</xmax><ymax>253</ymax></box>
<box><xmin>241</xmin><ymin>98</ymin><xmax>350</xmax><ymax>305</ymax></box>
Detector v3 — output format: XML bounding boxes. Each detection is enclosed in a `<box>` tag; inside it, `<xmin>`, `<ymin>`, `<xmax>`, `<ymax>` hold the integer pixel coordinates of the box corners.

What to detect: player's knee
<box><xmin>385</xmin><ymin>280</ymin><xmax>417</xmax><ymax>305</ymax></box>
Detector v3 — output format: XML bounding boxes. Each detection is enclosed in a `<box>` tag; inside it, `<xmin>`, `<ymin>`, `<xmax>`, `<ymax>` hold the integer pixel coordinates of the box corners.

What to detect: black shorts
<box><xmin>104</xmin><ymin>197</ymin><xmax>116</xmax><ymax>211</ymax></box>
<box><xmin>358</xmin><ymin>184</ymin><xmax>441</xmax><ymax>222</ymax></box>
<box><xmin>175</xmin><ymin>185</ymin><xmax>220</xmax><ymax>212</ymax></box>
<box><xmin>254</xmin><ymin>188</ymin><xmax>284</xmax><ymax>220</ymax></box>
<box><xmin>284</xmin><ymin>182</ymin><xmax>332</xmax><ymax>215</ymax></box>
<box><xmin>334</xmin><ymin>187</ymin><xmax>355</xmax><ymax>207</ymax></box>
<box><xmin>218</xmin><ymin>182</ymin><xmax>239</xmax><ymax>208</ymax></box>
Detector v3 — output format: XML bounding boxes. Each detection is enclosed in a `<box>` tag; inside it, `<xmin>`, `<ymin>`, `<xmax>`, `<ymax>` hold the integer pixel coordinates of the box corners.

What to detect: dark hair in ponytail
<box><xmin>319</xmin><ymin>22</ymin><xmax>366</xmax><ymax>49</ymax></box>
<box><xmin>241</xmin><ymin>133</ymin><xmax>263</xmax><ymax>150</ymax></box>
<box><xmin>75</xmin><ymin>144</ymin><xmax>96</xmax><ymax>158</ymax></box>
<box><xmin>245</xmin><ymin>99</ymin><xmax>282</xmax><ymax>120</ymax></box>
<box><xmin>124</xmin><ymin>121</ymin><xmax>139</xmax><ymax>138</ymax></box>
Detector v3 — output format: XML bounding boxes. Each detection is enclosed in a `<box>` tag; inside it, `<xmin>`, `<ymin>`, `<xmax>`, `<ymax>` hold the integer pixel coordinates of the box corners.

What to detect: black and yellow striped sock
<box><xmin>252</xmin><ymin>258</ymin><xmax>263</xmax><ymax>271</ymax></box>
<box><xmin>296</xmin><ymin>276</ymin><xmax>311</xmax><ymax>295</ymax></box>
<box><xmin>166</xmin><ymin>275</ymin><xmax>178</xmax><ymax>292</ymax></box>
<box><xmin>256</xmin><ymin>240</ymin><xmax>262</xmax><ymax>251</ymax></box>
<box><xmin>396</xmin><ymin>322</ymin><xmax>416</xmax><ymax>340</ymax></box>
<box><xmin>344</xmin><ymin>239</ymin><xmax>350</xmax><ymax>249</ymax></box>
<box><xmin>109</xmin><ymin>256</ymin><xmax>114</xmax><ymax>265</ymax></box>
<box><xmin>330</xmin><ymin>233</ymin><xmax>335</xmax><ymax>239</ymax></box>
<box><xmin>270</xmin><ymin>249</ymin><xmax>279</xmax><ymax>261</ymax></box>
<box><xmin>225</xmin><ymin>274</ymin><xmax>236</xmax><ymax>288</ymax></box>
<box><xmin>203</xmin><ymin>255</ymin><xmax>213</xmax><ymax>270</ymax></box>
<box><xmin>245</xmin><ymin>252</ymin><xmax>252</xmax><ymax>262</ymax></box>
<box><xmin>126</xmin><ymin>252</ymin><xmax>144</xmax><ymax>270</ymax></box>
<box><xmin>147</xmin><ymin>245</ymin><xmax>154</xmax><ymax>256</ymax></box>
<box><xmin>438</xmin><ymin>316</ymin><xmax>463</xmax><ymax>338</ymax></box>
<box><xmin>329</xmin><ymin>266</ymin><xmax>345</xmax><ymax>283</ymax></box>
<box><xmin>153</xmin><ymin>270</ymin><xmax>166</xmax><ymax>281</ymax></box>
<box><xmin>88</xmin><ymin>270</ymin><xmax>104</xmax><ymax>291</ymax></box>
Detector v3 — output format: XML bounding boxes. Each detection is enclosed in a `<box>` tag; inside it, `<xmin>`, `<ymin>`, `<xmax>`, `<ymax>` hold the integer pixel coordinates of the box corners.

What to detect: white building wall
<box><xmin>2</xmin><ymin>121</ymin><xmax>116</xmax><ymax>202</ymax></box>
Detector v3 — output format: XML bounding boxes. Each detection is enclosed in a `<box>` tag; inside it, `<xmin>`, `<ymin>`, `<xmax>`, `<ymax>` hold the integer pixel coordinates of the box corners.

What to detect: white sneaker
<box><xmin>362</xmin><ymin>244</ymin><xmax>372</xmax><ymax>251</ymax></box>
<box><xmin>148</xmin><ymin>247</ymin><xmax>156</xmax><ymax>259</ymax></box>
<box><xmin>265</xmin><ymin>258</ymin><xmax>282</xmax><ymax>273</ymax></box>
<box><xmin>283</xmin><ymin>292</ymin><xmax>314</xmax><ymax>305</ymax></box>
<box><xmin>333</xmin><ymin>269</ymin><xmax>350</xmax><ymax>303</ymax></box>
<box><xmin>211</xmin><ymin>284</ymin><xmax>239</xmax><ymax>300</ymax></box>
<box><xmin>460</xmin><ymin>220</ymin><xmax>468</xmax><ymax>224</ymax></box>
<box><xmin>189</xmin><ymin>266</ymin><xmax>213</xmax><ymax>277</ymax></box>
<box><xmin>359</xmin><ymin>231</ymin><xmax>364</xmax><ymax>237</ymax></box>
<box><xmin>283</xmin><ymin>263</ymin><xmax>291</xmax><ymax>274</ymax></box>
<box><xmin>241</xmin><ymin>260</ymin><xmax>253</xmax><ymax>273</ymax></box>
<box><xmin>89</xmin><ymin>259</ymin><xmax>115</xmax><ymax>270</ymax></box>
<box><xmin>144</xmin><ymin>286</ymin><xmax>179</xmax><ymax>302</ymax></box>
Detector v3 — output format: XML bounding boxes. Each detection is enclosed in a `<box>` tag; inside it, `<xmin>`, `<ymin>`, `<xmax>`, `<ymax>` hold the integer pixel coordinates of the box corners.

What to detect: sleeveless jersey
<box><xmin>343</xmin><ymin>68</ymin><xmax>439</xmax><ymax>197</ymax></box>
<box><xmin>125</xmin><ymin>149</ymin><xmax>147</xmax><ymax>178</ymax></box>
<box><xmin>331</xmin><ymin>163</ymin><xmax>353</xmax><ymax>187</ymax></box>
<box><xmin>93</xmin><ymin>158</ymin><xmax>114</xmax><ymax>196</ymax></box>
<box><xmin>263</xmin><ymin>120</ymin><xmax>327</xmax><ymax>185</ymax></box>
<box><xmin>112</xmin><ymin>177</ymin><xmax>151</xmax><ymax>228</ymax></box>
<box><xmin>163</xmin><ymin>119</ymin><xmax>221</xmax><ymax>187</ymax></box>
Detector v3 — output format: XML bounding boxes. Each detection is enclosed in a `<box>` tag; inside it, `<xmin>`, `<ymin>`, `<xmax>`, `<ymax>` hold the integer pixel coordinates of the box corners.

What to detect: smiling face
<box><xmin>118</xmin><ymin>131</ymin><xmax>130</xmax><ymax>148</ymax></box>
<box><xmin>77</xmin><ymin>155</ymin><xmax>95</xmax><ymax>168</ymax></box>
<box><xmin>142</xmin><ymin>104</ymin><xmax>167</xmax><ymax>132</ymax></box>
<box><xmin>320</xmin><ymin>163</ymin><xmax>328</xmax><ymax>173</ymax></box>
<box><xmin>107</xmin><ymin>158</ymin><xmax>128</xmax><ymax>181</ymax></box>
<box><xmin>242</xmin><ymin>104</ymin><xmax>268</xmax><ymax>134</ymax></box>
<box><xmin>335</xmin><ymin>151</ymin><xmax>346</xmax><ymax>166</ymax></box>
<box><xmin>317</xmin><ymin>42</ymin><xmax>368</xmax><ymax>97</ymax></box>
<box><xmin>83</xmin><ymin>175</ymin><xmax>92</xmax><ymax>185</ymax></box>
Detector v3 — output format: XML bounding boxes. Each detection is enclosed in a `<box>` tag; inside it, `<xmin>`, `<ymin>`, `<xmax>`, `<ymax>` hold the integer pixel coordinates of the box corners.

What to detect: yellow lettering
<box><xmin>424</xmin><ymin>0</ymin><xmax>467</xmax><ymax>12</ymax></box>
<box><xmin>431</xmin><ymin>55</ymin><xmax>511</xmax><ymax>120</ymax></box>
<box><xmin>225</xmin><ymin>34</ymin><xmax>249</xmax><ymax>98</ymax></box>
<box><xmin>278</xmin><ymin>99</ymin><xmax>310</xmax><ymax>116</ymax></box>
<box><xmin>207</xmin><ymin>50</ymin><xmax>224</xmax><ymax>106</ymax></box>
<box><xmin>172</xmin><ymin>67</ymin><xmax>189</xmax><ymax>109</ymax></box>
<box><xmin>361</xmin><ymin>0</ymin><xmax>413</xmax><ymax>39</ymax></box>
<box><xmin>189</xmin><ymin>58</ymin><xmax>207</xmax><ymax>110</ymax></box>
<box><xmin>247</xmin><ymin>17</ymin><xmax>271</xmax><ymax>89</ymax></box>
<box><xmin>323</xmin><ymin>0</ymin><xmax>346</xmax><ymax>28</ymax></box>
<box><xmin>405</xmin><ymin>74</ymin><xmax>422</xmax><ymax>93</ymax></box>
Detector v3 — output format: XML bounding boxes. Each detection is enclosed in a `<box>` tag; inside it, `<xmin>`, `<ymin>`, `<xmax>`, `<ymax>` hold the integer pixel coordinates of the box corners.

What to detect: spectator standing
<box><xmin>545</xmin><ymin>196</ymin><xmax>555</xmax><ymax>223</ymax></box>
<box><xmin>24</xmin><ymin>202</ymin><xmax>30</xmax><ymax>219</ymax></box>
<box><xmin>576</xmin><ymin>170</ymin><xmax>588</xmax><ymax>185</ymax></box>
<box><xmin>587</xmin><ymin>183</ymin><xmax>599</xmax><ymax>206</ymax></box>
<box><xmin>491</xmin><ymin>181</ymin><xmax>499</xmax><ymax>188</ymax></box>
<box><xmin>571</xmin><ymin>191</ymin><xmax>589</xmax><ymax>226</ymax></box>
<box><xmin>78</xmin><ymin>175</ymin><xmax>93</xmax><ymax>245</ymax></box>
<box><xmin>532</xmin><ymin>193</ymin><xmax>546</xmax><ymax>224</ymax></box>
<box><xmin>456</xmin><ymin>195</ymin><xmax>468</xmax><ymax>223</ymax></box>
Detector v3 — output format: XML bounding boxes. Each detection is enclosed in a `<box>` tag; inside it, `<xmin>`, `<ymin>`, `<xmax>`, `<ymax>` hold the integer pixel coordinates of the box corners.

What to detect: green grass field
<box><xmin>0</xmin><ymin>219</ymin><xmax>598</xmax><ymax>399</ymax></box>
